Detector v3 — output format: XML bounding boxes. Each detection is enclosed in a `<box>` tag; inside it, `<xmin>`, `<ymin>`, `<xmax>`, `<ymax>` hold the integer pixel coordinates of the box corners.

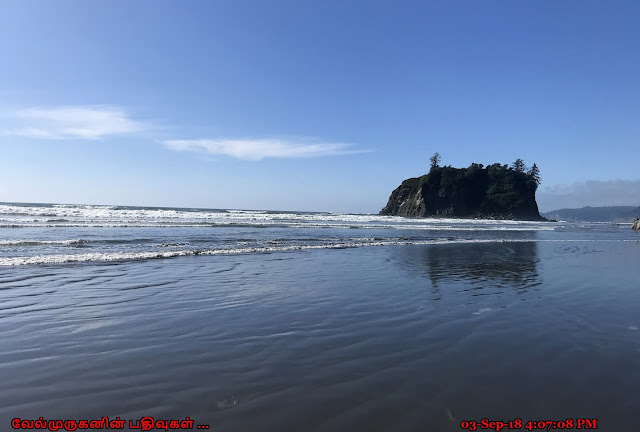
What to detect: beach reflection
<box><xmin>394</xmin><ymin>236</ymin><xmax>541</xmax><ymax>294</ymax></box>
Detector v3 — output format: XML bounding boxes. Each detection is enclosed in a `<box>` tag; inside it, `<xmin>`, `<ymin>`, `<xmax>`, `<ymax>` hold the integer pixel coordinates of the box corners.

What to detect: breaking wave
<box><xmin>0</xmin><ymin>203</ymin><xmax>554</xmax><ymax>230</ymax></box>
<box><xmin>0</xmin><ymin>238</ymin><xmax>152</xmax><ymax>246</ymax></box>
<box><xmin>0</xmin><ymin>238</ymin><xmax>542</xmax><ymax>266</ymax></box>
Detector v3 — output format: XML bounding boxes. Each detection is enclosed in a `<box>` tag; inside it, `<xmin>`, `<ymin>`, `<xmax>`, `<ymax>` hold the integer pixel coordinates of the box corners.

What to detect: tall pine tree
<box><xmin>429</xmin><ymin>152</ymin><xmax>441</xmax><ymax>170</ymax></box>
<box><xmin>527</xmin><ymin>163</ymin><xmax>541</xmax><ymax>187</ymax></box>
<box><xmin>512</xmin><ymin>158</ymin><xmax>526</xmax><ymax>172</ymax></box>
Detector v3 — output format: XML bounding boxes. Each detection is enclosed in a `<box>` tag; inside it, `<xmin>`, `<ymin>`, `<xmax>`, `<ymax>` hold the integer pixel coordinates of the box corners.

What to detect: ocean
<box><xmin>1</xmin><ymin>202</ymin><xmax>638</xmax><ymax>431</ymax></box>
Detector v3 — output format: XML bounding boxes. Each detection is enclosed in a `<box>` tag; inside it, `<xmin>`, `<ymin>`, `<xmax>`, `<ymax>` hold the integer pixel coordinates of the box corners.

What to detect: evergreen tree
<box><xmin>527</xmin><ymin>163</ymin><xmax>541</xmax><ymax>187</ymax></box>
<box><xmin>512</xmin><ymin>158</ymin><xmax>526</xmax><ymax>173</ymax></box>
<box><xmin>429</xmin><ymin>152</ymin><xmax>441</xmax><ymax>170</ymax></box>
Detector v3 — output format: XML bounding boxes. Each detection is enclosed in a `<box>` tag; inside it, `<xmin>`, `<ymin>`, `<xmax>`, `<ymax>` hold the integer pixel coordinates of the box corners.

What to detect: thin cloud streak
<box><xmin>537</xmin><ymin>179</ymin><xmax>640</xmax><ymax>211</ymax></box>
<box><xmin>4</xmin><ymin>106</ymin><xmax>146</xmax><ymax>139</ymax></box>
<box><xmin>164</xmin><ymin>138</ymin><xmax>368</xmax><ymax>161</ymax></box>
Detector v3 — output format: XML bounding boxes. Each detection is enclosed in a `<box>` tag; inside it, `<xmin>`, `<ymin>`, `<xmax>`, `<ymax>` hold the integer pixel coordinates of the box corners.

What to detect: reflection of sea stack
<box><xmin>633</xmin><ymin>218</ymin><xmax>640</xmax><ymax>230</ymax></box>
<box><xmin>394</xmin><ymin>238</ymin><xmax>540</xmax><ymax>291</ymax></box>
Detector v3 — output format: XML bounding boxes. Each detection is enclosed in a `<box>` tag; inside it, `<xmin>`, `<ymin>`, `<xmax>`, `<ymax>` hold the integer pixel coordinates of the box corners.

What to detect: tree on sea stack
<box><xmin>512</xmin><ymin>158</ymin><xmax>526</xmax><ymax>173</ymax></box>
<box><xmin>429</xmin><ymin>152</ymin><xmax>441</xmax><ymax>170</ymax></box>
<box><xmin>527</xmin><ymin>163</ymin><xmax>541</xmax><ymax>188</ymax></box>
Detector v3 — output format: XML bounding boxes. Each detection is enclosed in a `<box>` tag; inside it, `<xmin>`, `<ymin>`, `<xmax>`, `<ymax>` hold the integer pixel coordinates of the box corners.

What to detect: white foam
<box><xmin>0</xmin><ymin>221</ymin><xmax>555</xmax><ymax>231</ymax></box>
<box><xmin>0</xmin><ymin>238</ymin><xmax>540</xmax><ymax>266</ymax></box>
<box><xmin>473</xmin><ymin>307</ymin><xmax>493</xmax><ymax>315</ymax></box>
<box><xmin>2</xmin><ymin>237</ymin><xmax>634</xmax><ymax>267</ymax></box>
<box><xmin>0</xmin><ymin>203</ymin><xmax>556</xmax><ymax>231</ymax></box>
<box><xmin>0</xmin><ymin>239</ymin><xmax>87</xmax><ymax>246</ymax></box>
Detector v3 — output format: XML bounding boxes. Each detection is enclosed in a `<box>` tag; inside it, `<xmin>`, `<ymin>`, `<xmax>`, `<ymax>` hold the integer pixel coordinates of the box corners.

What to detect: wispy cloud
<box><xmin>4</xmin><ymin>106</ymin><xmax>146</xmax><ymax>139</ymax></box>
<box><xmin>163</xmin><ymin>138</ymin><xmax>368</xmax><ymax>161</ymax></box>
<box><xmin>538</xmin><ymin>179</ymin><xmax>640</xmax><ymax>211</ymax></box>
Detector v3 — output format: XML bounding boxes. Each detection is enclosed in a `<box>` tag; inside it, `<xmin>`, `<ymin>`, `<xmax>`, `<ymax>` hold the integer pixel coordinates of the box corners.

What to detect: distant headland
<box><xmin>380</xmin><ymin>154</ymin><xmax>545</xmax><ymax>221</ymax></box>
<box><xmin>542</xmin><ymin>206</ymin><xmax>640</xmax><ymax>223</ymax></box>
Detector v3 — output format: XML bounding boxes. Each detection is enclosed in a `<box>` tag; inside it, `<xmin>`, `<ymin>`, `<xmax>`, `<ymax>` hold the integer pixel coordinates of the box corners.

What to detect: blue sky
<box><xmin>1</xmin><ymin>0</ymin><xmax>639</xmax><ymax>213</ymax></box>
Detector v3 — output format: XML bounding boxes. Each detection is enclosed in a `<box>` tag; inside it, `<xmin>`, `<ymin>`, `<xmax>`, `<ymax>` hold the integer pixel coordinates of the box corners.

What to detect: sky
<box><xmin>0</xmin><ymin>0</ymin><xmax>638</xmax><ymax>213</ymax></box>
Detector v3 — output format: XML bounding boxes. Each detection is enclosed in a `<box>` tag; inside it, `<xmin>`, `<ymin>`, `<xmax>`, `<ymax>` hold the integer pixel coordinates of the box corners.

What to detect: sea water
<box><xmin>0</xmin><ymin>203</ymin><xmax>638</xmax><ymax>431</ymax></box>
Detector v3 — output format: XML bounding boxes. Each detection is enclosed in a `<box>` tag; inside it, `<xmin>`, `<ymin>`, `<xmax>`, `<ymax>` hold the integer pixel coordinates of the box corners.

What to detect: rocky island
<box><xmin>380</xmin><ymin>156</ymin><xmax>545</xmax><ymax>221</ymax></box>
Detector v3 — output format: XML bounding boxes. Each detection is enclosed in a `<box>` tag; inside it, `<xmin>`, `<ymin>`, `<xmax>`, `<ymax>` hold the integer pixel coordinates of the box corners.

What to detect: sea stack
<box><xmin>380</xmin><ymin>162</ymin><xmax>545</xmax><ymax>221</ymax></box>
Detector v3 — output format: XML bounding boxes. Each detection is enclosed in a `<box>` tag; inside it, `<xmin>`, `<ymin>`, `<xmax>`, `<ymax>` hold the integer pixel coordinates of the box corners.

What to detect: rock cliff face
<box><xmin>380</xmin><ymin>164</ymin><xmax>544</xmax><ymax>221</ymax></box>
